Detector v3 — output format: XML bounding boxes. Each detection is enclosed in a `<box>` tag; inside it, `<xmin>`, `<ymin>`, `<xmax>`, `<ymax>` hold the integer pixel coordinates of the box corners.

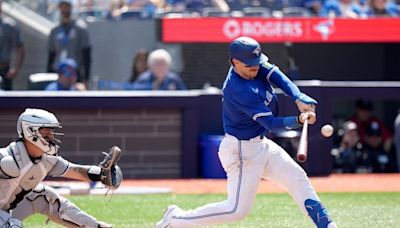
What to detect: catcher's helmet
<box><xmin>229</xmin><ymin>36</ymin><xmax>268</xmax><ymax>66</ymax></box>
<box><xmin>17</xmin><ymin>108</ymin><xmax>62</xmax><ymax>155</ymax></box>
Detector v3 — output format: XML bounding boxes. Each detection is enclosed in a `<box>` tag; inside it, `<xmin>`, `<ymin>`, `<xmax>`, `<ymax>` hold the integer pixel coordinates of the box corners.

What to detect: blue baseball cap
<box><xmin>229</xmin><ymin>37</ymin><xmax>268</xmax><ymax>66</ymax></box>
<box><xmin>58</xmin><ymin>58</ymin><xmax>77</xmax><ymax>77</ymax></box>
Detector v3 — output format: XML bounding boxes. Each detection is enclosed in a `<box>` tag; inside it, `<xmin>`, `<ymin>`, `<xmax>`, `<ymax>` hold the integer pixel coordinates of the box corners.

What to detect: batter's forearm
<box><xmin>257</xmin><ymin>115</ymin><xmax>301</xmax><ymax>131</ymax></box>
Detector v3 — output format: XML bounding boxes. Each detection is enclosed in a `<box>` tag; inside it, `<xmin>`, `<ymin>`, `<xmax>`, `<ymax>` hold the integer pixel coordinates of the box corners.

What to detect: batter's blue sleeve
<box><xmin>268</xmin><ymin>68</ymin><xmax>302</xmax><ymax>99</ymax></box>
<box><xmin>235</xmin><ymin>91</ymin><xmax>301</xmax><ymax>131</ymax></box>
<box><xmin>295</xmin><ymin>93</ymin><xmax>318</xmax><ymax>105</ymax></box>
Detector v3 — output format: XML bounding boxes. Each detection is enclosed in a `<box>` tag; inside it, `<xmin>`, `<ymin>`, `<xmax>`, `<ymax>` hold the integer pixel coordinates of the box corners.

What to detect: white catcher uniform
<box><xmin>0</xmin><ymin>108</ymin><xmax>114</xmax><ymax>228</ymax></box>
<box><xmin>0</xmin><ymin>140</ymin><xmax>104</xmax><ymax>227</ymax></box>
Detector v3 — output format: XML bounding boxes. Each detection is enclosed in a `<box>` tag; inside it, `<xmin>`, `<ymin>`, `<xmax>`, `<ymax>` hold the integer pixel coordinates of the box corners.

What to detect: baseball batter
<box><xmin>156</xmin><ymin>37</ymin><xmax>336</xmax><ymax>228</ymax></box>
<box><xmin>0</xmin><ymin>108</ymin><xmax>122</xmax><ymax>227</ymax></box>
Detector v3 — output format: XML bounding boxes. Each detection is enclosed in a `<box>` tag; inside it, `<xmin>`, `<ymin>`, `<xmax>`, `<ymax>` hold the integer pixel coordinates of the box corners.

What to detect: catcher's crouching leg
<box><xmin>25</xmin><ymin>184</ymin><xmax>111</xmax><ymax>228</ymax></box>
<box><xmin>1</xmin><ymin>209</ymin><xmax>23</xmax><ymax>228</ymax></box>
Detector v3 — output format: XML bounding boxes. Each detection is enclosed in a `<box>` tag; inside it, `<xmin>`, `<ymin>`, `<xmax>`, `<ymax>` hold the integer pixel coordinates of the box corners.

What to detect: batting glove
<box><xmin>295</xmin><ymin>93</ymin><xmax>317</xmax><ymax>112</ymax></box>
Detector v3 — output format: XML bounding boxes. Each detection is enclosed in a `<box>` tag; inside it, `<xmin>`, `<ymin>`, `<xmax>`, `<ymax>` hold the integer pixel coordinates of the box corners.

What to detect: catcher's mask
<box><xmin>17</xmin><ymin>108</ymin><xmax>63</xmax><ymax>155</ymax></box>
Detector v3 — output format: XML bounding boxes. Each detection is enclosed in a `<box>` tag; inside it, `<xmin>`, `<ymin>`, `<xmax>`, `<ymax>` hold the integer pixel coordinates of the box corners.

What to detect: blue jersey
<box><xmin>134</xmin><ymin>71</ymin><xmax>187</xmax><ymax>90</ymax></box>
<box><xmin>45</xmin><ymin>81</ymin><xmax>75</xmax><ymax>91</ymax></box>
<box><xmin>222</xmin><ymin>61</ymin><xmax>303</xmax><ymax>140</ymax></box>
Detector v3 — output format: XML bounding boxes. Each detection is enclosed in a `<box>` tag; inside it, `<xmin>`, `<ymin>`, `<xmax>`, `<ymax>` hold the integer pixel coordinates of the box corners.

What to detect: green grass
<box><xmin>24</xmin><ymin>192</ymin><xmax>400</xmax><ymax>228</ymax></box>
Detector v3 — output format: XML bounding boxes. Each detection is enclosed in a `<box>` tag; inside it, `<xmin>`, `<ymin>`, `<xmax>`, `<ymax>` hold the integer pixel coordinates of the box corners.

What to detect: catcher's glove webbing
<box><xmin>100</xmin><ymin>146</ymin><xmax>123</xmax><ymax>190</ymax></box>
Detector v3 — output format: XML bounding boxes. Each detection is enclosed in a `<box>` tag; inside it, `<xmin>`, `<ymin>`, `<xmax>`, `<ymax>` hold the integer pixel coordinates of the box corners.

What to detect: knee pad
<box><xmin>304</xmin><ymin>199</ymin><xmax>333</xmax><ymax>228</ymax></box>
<box><xmin>27</xmin><ymin>184</ymin><xmax>60</xmax><ymax>208</ymax></box>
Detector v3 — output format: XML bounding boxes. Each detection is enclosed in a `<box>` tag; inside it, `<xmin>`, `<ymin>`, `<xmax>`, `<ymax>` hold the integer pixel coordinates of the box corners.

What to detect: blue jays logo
<box><xmin>313</xmin><ymin>19</ymin><xmax>335</xmax><ymax>41</ymax></box>
<box><xmin>252</xmin><ymin>47</ymin><xmax>261</xmax><ymax>57</ymax></box>
<box><xmin>264</xmin><ymin>90</ymin><xmax>273</xmax><ymax>106</ymax></box>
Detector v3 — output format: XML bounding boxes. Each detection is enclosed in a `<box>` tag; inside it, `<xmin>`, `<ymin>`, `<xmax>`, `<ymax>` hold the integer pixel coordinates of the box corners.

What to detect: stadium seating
<box><xmin>242</xmin><ymin>7</ymin><xmax>272</xmax><ymax>17</ymax></box>
<box><xmin>201</xmin><ymin>7</ymin><xmax>231</xmax><ymax>17</ymax></box>
<box><xmin>120</xmin><ymin>10</ymin><xmax>148</xmax><ymax>20</ymax></box>
<box><xmin>282</xmin><ymin>7</ymin><xmax>312</xmax><ymax>17</ymax></box>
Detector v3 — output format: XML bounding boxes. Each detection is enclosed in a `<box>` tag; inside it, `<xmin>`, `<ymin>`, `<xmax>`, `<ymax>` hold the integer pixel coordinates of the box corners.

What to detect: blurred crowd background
<box><xmin>12</xmin><ymin>0</ymin><xmax>400</xmax><ymax>20</ymax></box>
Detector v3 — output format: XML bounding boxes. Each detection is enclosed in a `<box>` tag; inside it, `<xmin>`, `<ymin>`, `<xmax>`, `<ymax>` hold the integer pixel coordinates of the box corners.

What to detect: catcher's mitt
<box><xmin>100</xmin><ymin>146</ymin><xmax>123</xmax><ymax>190</ymax></box>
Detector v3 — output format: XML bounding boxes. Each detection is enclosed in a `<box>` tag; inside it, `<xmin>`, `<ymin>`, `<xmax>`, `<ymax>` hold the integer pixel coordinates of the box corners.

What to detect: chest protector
<box><xmin>0</xmin><ymin>141</ymin><xmax>58</xmax><ymax>210</ymax></box>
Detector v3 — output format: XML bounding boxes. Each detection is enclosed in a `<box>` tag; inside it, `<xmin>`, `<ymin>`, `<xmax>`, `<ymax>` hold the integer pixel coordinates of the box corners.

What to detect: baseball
<box><xmin>321</xmin><ymin>124</ymin><xmax>334</xmax><ymax>138</ymax></box>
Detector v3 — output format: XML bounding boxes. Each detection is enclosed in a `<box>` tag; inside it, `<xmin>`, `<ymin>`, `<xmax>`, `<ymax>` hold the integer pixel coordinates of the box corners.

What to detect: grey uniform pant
<box><xmin>10</xmin><ymin>184</ymin><xmax>101</xmax><ymax>228</ymax></box>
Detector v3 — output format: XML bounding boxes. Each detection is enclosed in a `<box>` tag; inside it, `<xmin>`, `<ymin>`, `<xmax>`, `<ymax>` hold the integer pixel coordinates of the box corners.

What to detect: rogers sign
<box><xmin>223</xmin><ymin>19</ymin><xmax>303</xmax><ymax>39</ymax></box>
<box><xmin>162</xmin><ymin>18</ymin><xmax>400</xmax><ymax>43</ymax></box>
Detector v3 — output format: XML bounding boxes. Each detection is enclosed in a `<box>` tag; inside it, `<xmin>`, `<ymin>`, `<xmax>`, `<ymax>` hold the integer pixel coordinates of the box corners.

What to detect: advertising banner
<box><xmin>162</xmin><ymin>18</ymin><xmax>400</xmax><ymax>43</ymax></box>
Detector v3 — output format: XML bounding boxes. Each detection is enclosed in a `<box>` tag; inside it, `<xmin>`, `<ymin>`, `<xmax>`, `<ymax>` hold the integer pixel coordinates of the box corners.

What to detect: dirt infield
<box><xmin>122</xmin><ymin>174</ymin><xmax>400</xmax><ymax>194</ymax></box>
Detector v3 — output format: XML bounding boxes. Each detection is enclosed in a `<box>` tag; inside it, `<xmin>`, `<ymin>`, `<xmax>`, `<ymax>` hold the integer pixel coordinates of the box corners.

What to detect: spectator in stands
<box><xmin>45</xmin><ymin>58</ymin><xmax>87</xmax><ymax>91</ymax></box>
<box><xmin>0</xmin><ymin>0</ymin><xmax>25</xmax><ymax>90</ymax></box>
<box><xmin>76</xmin><ymin>0</ymin><xmax>113</xmax><ymax>19</ymax></box>
<box><xmin>225</xmin><ymin>0</ymin><xmax>255</xmax><ymax>12</ymax></box>
<box><xmin>331</xmin><ymin>121</ymin><xmax>363</xmax><ymax>173</ymax></box>
<box><xmin>167</xmin><ymin>0</ymin><xmax>230</xmax><ymax>14</ymax></box>
<box><xmin>78</xmin><ymin>0</ymin><xmax>111</xmax><ymax>11</ymax></box>
<box><xmin>302</xmin><ymin>0</ymin><xmax>323</xmax><ymax>15</ymax></box>
<box><xmin>350</xmin><ymin>99</ymin><xmax>393</xmax><ymax>153</ymax></box>
<box><xmin>320</xmin><ymin>0</ymin><xmax>363</xmax><ymax>18</ymax></box>
<box><xmin>362</xmin><ymin>121</ymin><xmax>394</xmax><ymax>172</ymax></box>
<box><xmin>112</xmin><ymin>0</ymin><xmax>159</xmax><ymax>18</ymax></box>
<box><xmin>111</xmin><ymin>0</ymin><xmax>127</xmax><ymax>17</ymax></box>
<box><xmin>394</xmin><ymin>109</ymin><xmax>400</xmax><ymax>171</ymax></box>
<box><xmin>129</xmin><ymin>49</ymin><xmax>148</xmax><ymax>82</ymax></box>
<box><xmin>134</xmin><ymin>49</ymin><xmax>187</xmax><ymax>90</ymax></box>
<box><xmin>47</xmin><ymin>0</ymin><xmax>92</xmax><ymax>86</ymax></box>
<box><xmin>366</xmin><ymin>0</ymin><xmax>399</xmax><ymax>17</ymax></box>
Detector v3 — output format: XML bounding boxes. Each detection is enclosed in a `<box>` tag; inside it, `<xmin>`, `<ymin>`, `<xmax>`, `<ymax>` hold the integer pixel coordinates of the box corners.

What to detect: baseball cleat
<box><xmin>155</xmin><ymin>205</ymin><xmax>181</xmax><ymax>228</ymax></box>
<box><xmin>327</xmin><ymin>222</ymin><xmax>337</xmax><ymax>228</ymax></box>
<box><xmin>98</xmin><ymin>221</ymin><xmax>112</xmax><ymax>228</ymax></box>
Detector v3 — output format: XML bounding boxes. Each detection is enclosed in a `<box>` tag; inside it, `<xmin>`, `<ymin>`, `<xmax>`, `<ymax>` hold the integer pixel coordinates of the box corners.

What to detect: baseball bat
<box><xmin>296</xmin><ymin>116</ymin><xmax>309</xmax><ymax>163</ymax></box>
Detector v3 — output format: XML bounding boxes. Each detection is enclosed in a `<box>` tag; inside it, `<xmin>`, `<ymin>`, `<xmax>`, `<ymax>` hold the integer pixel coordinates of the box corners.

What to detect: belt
<box><xmin>249</xmin><ymin>135</ymin><xmax>265</xmax><ymax>141</ymax></box>
<box><xmin>225</xmin><ymin>134</ymin><xmax>265</xmax><ymax>141</ymax></box>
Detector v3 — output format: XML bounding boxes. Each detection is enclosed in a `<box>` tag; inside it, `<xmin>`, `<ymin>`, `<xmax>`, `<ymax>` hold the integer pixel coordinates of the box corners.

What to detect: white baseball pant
<box><xmin>170</xmin><ymin>134</ymin><xmax>320</xmax><ymax>227</ymax></box>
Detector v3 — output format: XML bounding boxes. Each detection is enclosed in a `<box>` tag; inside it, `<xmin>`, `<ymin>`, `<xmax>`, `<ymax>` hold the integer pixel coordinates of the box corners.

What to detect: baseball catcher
<box><xmin>0</xmin><ymin>108</ymin><xmax>123</xmax><ymax>227</ymax></box>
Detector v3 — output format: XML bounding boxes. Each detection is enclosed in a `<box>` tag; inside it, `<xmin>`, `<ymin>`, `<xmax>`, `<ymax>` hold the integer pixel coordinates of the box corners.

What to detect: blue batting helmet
<box><xmin>229</xmin><ymin>37</ymin><xmax>268</xmax><ymax>66</ymax></box>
